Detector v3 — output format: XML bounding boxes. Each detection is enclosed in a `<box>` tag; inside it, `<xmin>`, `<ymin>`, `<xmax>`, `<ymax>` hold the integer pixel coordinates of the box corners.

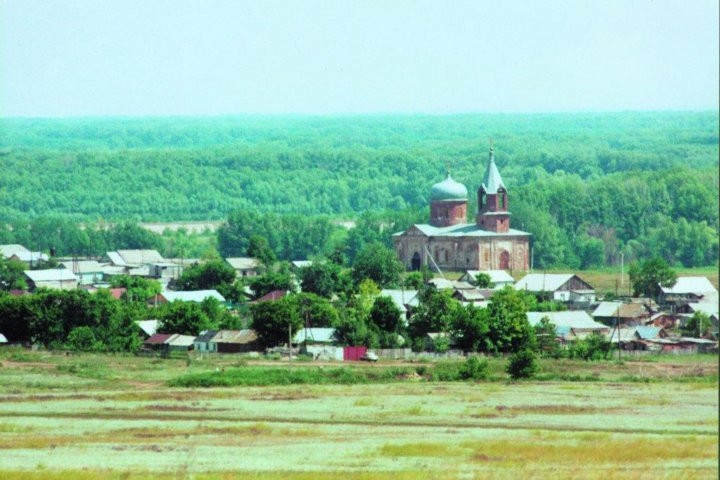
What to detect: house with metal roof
<box><xmin>226</xmin><ymin>257</ymin><xmax>260</xmax><ymax>277</ymax></box>
<box><xmin>459</xmin><ymin>270</ymin><xmax>515</xmax><ymax>289</ymax></box>
<box><xmin>394</xmin><ymin>146</ymin><xmax>530</xmax><ymax>272</ymax></box>
<box><xmin>24</xmin><ymin>269</ymin><xmax>79</xmax><ymax>291</ymax></box>
<box><xmin>592</xmin><ymin>301</ymin><xmax>650</xmax><ymax>326</ymax></box>
<box><xmin>104</xmin><ymin>249</ymin><xmax>166</xmax><ymax>269</ymax></box>
<box><xmin>194</xmin><ymin>330</ymin><xmax>219</xmax><ymax>353</ymax></box>
<box><xmin>515</xmin><ymin>273</ymin><xmax>595</xmax><ymax>303</ymax></box>
<box><xmin>379</xmin><ymin>289</ymin><xmax>419</xmax><ymax>321</ymax></box>
<box><xmin>210</xmin><ymin>329</ymin><xmax>260</xmax><ymax>353</ymax></box>
<box><xmin>527</xmin><ymin>311</ymin><xmax>609</xmax><ymax>340</ymax></box>
<box><xmin>59</xmin><ymin>260</ymin><xmax>105</xmax><ymax>285</ymax></box>
<box><xmin>659</xmin><ymin>276</ymin><xmax>718</xmax><ymax>306</ymax></box>
<box><xmin>1</xmin><ymin>244</ymin><xmax>49</xmax><ymax>266</ymax></box>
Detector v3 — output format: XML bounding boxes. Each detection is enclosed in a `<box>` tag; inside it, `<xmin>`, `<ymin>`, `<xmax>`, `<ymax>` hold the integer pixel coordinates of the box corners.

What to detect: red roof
<box><xmin>257</xmin><ymin>290</ymin><xmax>289</xmax><ymax>302</ymax></box>
<box><xmin>144</xmin><ymin>333</ymin><xmax>172</xmax><ymax>345</ymax></box>
<box><xmin>109</xmin><ymin>288</ymin><xmax>126</xmax><ymax>300</ymax></box>
<box><xmin>9</xmin><ymin>289</ymin><xmax>30</xmax><ymax>296</ymax></box>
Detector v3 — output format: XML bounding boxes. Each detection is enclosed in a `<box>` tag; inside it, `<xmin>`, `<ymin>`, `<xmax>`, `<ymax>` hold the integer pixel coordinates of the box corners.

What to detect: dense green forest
<box><xmin>0</xmin><ymin>112</ymin><xmax>718</xmax><ymax>268</ymax></box>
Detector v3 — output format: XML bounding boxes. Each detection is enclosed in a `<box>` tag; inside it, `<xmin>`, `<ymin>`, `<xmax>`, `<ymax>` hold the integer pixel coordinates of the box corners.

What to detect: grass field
<box><xmin>0</xmin><ymin>350</ymin><xmax>717</xmax><ymax>479</ymax></box>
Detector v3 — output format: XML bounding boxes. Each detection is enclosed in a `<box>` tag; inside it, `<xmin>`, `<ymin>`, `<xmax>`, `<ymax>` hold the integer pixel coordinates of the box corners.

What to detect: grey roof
<box><xmin>592</xmin><ymin>301</ymin><xmax>623</xmax><ymax>318</ymax></box>
<box><xmin>660</xmin><ymin>276</ymin><xmax>717</xmax><ymax>295</ymax></box>
<box><xmin>463</xmin><ymin>270</ymin><xmax>515</xmax><ymax>285</ymax></box>
<box><xmin>454</xmin><ymin>288</ymin><xmax>487</xmax><ymax>301</ymax></box>
<box><xmin>527</xmin><ymin>311</ymin><xmax>608</xmax><ymax>330</ymax></box>
<box><xmin>226</xmin><ymin>257</ymin><xmax>260</xmax><ymax>270</ymax></box>
<box><xmin>106</xmin><ymin>252</ymin><xmax>126</xmax><ymax>266</ymax></box>
<box><xmin>428</xmin><ymin>278</ymin><xmax>474</xmax><ymax>290</ymax></box>
<box><xmin>24</xmin><ymin>269</ymin><xmax>78</xmax><ymax>282</ymax></box>
<box><xmin>293</xmin><ymin>328</ymin><xmax>337</xmax><ymax>344</ymax></box>
<box><xmin>687</xmin><ymin>302</ymin><xmax>719</xmax><ymax>316</ymax></box>
<box><xmin>161</xmin><ymin>290</ymin><xmax>226</xmax><ymax>303</ymax></box>
<box><xmin>608</xmin><ymin>328</ymin><xmax>638</xmax><ymax>343</ymax></box>
<box><xmin>394</xmin><ymin>222</ymin><xmax>530</xmax><ymax>238</ymax></box>
<box><xmin>165</xmin><ymin>334</ymin><xmax>196</xmax><ymax>347</ymax></box>
<box><xmin>430</xmin><ymin>174</ymin><xmax>468</xmax><ymax>201</ymax></box>
<box><xmin>515</xmin><ymin>273</ymin><xmax>579</xmax><ymax>292</ymax></box>
<box><xmin>379</xmin><ymin>289</ymin><xmax>420</xmax><ymax>312</ymax></box>
<box><xmin>135</xmin><ymin>319</ymin><xmax>160</xmax><ymax>336</ymax></box>
<box><xmin>0</xmin><ymin>244</ymin><xmax>30</xmax><ymax>257</ymax></box>
<box><xmin>60</xmin><ymin>260</ymin><xmax>104</xmax><ymax>274</ymax></box>
<box><xmin>1</xmin><ymin>244</ymin><xmax>48</xmax><ymax>262</ymax></box>
<box><xmin>121</xmin><ymin>249</ymin><xmax>164</xmax><ymax>265</ymax></box>
<box><xmin>481</xmin><ymin>148</ymin><xmax>507</xmax><ymax>194</ymax></box>
<box><xmin>195</xmin><ymin>329</ymin><xmax>219</xmax><ymax>343</ymax></box>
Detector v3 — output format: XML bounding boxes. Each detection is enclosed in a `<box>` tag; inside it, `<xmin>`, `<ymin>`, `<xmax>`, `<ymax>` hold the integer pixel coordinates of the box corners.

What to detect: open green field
<box><xmin>0</xmin><ymin>350</ymin><xmax>717</xmax><ymax>479</ymax></box>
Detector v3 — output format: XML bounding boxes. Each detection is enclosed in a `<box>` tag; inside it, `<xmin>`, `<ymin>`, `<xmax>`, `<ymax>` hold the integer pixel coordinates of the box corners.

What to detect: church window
<box><xmin>444</xmin><ymin>250</ymin><xmax>449</xmax><ymax>262</ymax></box>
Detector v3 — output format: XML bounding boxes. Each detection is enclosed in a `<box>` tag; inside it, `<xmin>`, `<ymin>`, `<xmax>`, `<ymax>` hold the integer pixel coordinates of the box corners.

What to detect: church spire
<box><xmin>482</xmin><ymin>142</ymin><xmax>506</xmax><ymax>194</ymax></box>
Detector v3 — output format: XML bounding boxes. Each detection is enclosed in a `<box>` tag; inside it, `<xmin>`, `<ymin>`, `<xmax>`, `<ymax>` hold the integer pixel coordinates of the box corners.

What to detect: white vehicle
<box><xmin>361</xmin><ymin>351</ymin><xmax>378</xmax><ymax>362</ymax></box>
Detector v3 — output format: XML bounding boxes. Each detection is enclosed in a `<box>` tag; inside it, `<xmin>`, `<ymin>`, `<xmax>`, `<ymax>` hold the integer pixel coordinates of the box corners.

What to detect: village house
<box><xmin>226</xmin><ymin>257</ymin><xmax>261</xmax><ymax>278</ymax></box>
<box><xmin>293</xmin><ymin>327</ymin><xmax>343</xmax><ymax>360</ymax></box>
<box><xmin>526</xmin><ymin>311</ymin><xmax>610</xmax><ymax>341</ymax></box>
<box><xmin>659</xmin><ymin>276</ymin><xmax>718</xmax><ymax>308</ymax></box>
<box><xmin>194</xmin><ymin>330</ymin><xmax>219</xmax><ymax>353</ymax></box>
<box><xmin>379</xmin><ymin>289</ymin><xmax>420</xmax><ymax>323</ymax></box>
<box><xmin>0</xmin><ymin>244</ymin><xmax>49</xmax><ymax>266</ymax></box>
<box><xmin>59</xmin><ymin>260</ymin><xmax>105</xmax><ymax>286</ymax></box>
<box><xmin>608</xmin><ymin>326</ymin><xmax>667</xmax><ymax>351</ymax></box>
<box><xmin>592</xmin><ymin>301</ymin><xmax>651</xmax><ymax>327</ymax></box>
<box><xmin>104</xmin><ymin>249</ymin><xmax>166</xmax><ymax>268</ymax></box>
<box><xmin>515</xmin><ymin>273</ymin><xmax>595</xmax><ymax>304</ymax></box>
<box><xmin>207</xmin><ymin>329</ymin><xmax>260</xmax><ymax>353</ymax></box>
<box><xmin>23</xmin><ymin>269</ymin><xmax>79</xmax><ymax>291</ymax></box>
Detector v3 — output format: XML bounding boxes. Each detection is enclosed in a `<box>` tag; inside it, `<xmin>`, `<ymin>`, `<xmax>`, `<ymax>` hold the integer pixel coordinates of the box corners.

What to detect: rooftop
<box><xmin>394</xmin><ymin>223</ymin><xmax>530</xmax><ymax>238</ymax></box>
<box><xmin>515</xmin><ymin>273</ymin><xmax>578</xmax><ymax>292</ymax></box>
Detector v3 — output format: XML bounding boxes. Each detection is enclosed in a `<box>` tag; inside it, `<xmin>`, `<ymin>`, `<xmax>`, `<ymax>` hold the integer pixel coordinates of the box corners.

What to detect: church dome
<box><xmin>430</xmin><ymin>174</ymin><xmax>468</xmax><ymax>201</ymax></box>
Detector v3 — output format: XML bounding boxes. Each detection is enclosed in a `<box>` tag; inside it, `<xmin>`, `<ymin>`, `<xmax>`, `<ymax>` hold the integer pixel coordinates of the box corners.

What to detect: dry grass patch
<box><xmin>379</xmin><ymin>442</ymin><xmax>464</xmax><ymax>458</ymax></box>
<box><xmin>462</xmin><ymin>434</ymin><xmax>717</xmax><ymax>465</ymax></box>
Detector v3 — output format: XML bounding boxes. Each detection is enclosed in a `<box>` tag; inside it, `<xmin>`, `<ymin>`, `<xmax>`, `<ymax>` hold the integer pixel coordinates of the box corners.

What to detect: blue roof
<box><xmin>634</xmin><ymin>326</ymin><xmax>662</xmax><ymax>340</ymax></box>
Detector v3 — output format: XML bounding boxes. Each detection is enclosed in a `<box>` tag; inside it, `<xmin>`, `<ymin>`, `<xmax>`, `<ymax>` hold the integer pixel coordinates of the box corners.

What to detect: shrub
<box><xmin>567</xmin><ymin>333</ymin><xmax>612</xmax><ymax>361</ymax></box>
<box><xmin>459</xmin><ymin>356</ymin><xmax>489</xmax><ymax>380</ymax></box>
<box><xmin>506</xmin><ymin>349</ymin><xmax>538</xmax><ymax>379</ymax></box>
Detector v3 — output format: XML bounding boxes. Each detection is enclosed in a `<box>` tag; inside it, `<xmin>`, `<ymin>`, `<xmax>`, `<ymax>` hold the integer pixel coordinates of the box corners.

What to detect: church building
<box><xmin>393</xmin><ymin>146</ymin><xmax>530</xmax><ymax>272</ymax></box>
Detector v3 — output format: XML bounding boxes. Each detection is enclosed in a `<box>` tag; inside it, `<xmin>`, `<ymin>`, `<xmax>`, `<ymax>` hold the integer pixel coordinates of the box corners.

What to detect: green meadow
<box><xmin>0</xmin><ymin>350</ymin><xmax>717</xmax><ymax>479</ymax></box>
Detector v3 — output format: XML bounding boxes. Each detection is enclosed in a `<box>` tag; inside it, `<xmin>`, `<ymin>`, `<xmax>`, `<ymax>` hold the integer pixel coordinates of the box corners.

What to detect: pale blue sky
<box><xmin>1</xmin><ymin>0</ymin><xmax>718</xmax><ymax>117</ymax></box>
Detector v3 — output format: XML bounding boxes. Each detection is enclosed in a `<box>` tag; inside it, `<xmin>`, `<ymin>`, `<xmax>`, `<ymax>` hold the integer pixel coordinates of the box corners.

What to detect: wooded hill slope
<box><xmin>1</xmin><ymin>112</ymin><xmax>717</xmax><ymax>268</ymax></box>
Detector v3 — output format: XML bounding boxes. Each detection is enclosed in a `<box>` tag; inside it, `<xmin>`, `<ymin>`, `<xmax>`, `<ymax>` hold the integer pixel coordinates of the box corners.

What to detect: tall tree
<box><xmin>628</xmin><ymin>257</ymin><xmax>677</xmax><ymax>298</ymax></box>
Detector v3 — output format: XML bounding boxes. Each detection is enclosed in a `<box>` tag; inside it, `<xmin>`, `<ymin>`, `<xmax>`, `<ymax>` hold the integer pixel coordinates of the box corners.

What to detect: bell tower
<box><xmin>477</xmin><ymin>144</ymin><xmax>511</xmax><ymax>233</ymax></box>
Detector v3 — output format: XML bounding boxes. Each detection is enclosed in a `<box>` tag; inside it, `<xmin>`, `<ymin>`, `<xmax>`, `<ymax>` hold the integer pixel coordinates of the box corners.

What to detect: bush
<box><xmin>567</xmin><ymin>333</ymin><xmax>612</xmax><ymax>361</ymax></box>
<box><xmin>459</xmin><ymin>356</ymin><xmax>489</xmax><ymax>380</ymax></box>
<box><xmin>506</xmin><ymin>349</ymin><xmax>538</xmax><ymax>379</ymax></box>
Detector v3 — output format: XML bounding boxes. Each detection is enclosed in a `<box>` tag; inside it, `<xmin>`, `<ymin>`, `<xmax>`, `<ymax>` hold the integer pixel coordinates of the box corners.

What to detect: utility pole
<box><xmin>288</xmin><ymin>323</ymin><xmax>292</xmax><ymax>364</ymax></box>
<box><xmin>620</xmin><ymin>252</ymin><xmax>624</xmax><ymax>288</ymax></box>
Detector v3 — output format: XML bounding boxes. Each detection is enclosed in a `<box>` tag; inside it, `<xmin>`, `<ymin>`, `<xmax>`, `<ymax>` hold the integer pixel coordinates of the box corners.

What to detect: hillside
<box><xmin>0</xmin><ymin>112</ymin><xmax>718</xmax><ymax>268</ymax></box>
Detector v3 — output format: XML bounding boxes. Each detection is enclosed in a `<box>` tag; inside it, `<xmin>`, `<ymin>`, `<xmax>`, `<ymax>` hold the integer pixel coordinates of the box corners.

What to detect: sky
<box><xmin>1</xmin><ymin>0</ymin><xmax>718</xmax><ymax>117</ymax></box>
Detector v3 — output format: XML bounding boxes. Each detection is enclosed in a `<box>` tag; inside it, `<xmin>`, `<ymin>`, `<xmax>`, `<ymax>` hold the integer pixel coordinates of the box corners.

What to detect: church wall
<box><xmin>395</xmin><ymin>233</ymin><xmax>529</xmax><ymax>272</ymax></box>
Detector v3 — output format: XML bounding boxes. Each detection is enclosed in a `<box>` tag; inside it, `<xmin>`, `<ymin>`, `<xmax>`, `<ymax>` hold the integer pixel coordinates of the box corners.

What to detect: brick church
<box><xmin>393</xmin><ymin>146</ymin><xmax>530</xmax><ymax>272</ymax></box>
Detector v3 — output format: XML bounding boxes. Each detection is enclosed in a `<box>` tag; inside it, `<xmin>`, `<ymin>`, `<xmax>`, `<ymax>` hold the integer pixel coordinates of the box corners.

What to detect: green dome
<box><xmin>430</xmin><ymin>174</ymin><xmax>468</xmax><ymax>201</ymax></box>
